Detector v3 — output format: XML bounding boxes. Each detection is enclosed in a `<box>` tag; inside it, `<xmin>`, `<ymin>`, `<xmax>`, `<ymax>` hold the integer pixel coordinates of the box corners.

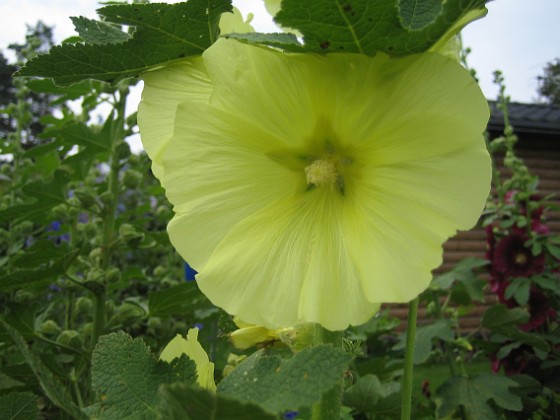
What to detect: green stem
<box><xmin>401</xmin><ymin>297</ymin><xmax>419</xmax><ymax>420</ymax></box>
<box><xmin>90</xmin><ymin>90</ymin><xmax>127</xmax><ymax>350</ymax></box>
<box><xmin>311</xmin><ymin>326</ymin><xmax>344</xmax><ymax>420</ymax></box>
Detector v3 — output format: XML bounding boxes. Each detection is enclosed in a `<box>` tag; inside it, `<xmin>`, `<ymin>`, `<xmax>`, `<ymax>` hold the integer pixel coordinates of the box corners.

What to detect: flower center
<box><xmin>514</xmin><ymin>252</ymin><xmax>528</xmax><ymax>265</ymax></box>
<box><xmin>305</xmin><ymin>159</ymin><xmax>338</xmax><ymax>186</ymax></box>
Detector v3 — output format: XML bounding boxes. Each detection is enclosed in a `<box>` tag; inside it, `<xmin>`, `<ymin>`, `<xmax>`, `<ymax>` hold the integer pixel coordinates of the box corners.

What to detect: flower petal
<box><xmin>138</xmin><ymin>58</ymin><xmax>211</xmax><ymax>179</ymax></box>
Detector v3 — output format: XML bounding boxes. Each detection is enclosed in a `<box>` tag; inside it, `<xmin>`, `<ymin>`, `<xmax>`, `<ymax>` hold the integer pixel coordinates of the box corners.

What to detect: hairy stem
<box><xmin>401</xmin><ymin>297</ymin><xmax>419</xmax><ymax>420</ymax></box>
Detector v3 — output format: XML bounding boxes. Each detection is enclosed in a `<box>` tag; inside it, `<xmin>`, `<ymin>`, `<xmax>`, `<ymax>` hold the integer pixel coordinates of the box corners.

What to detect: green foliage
<box><xmin>343</xmin><ymin>374</ymin><xmax>400</xmax><ymax>416</ymax></box>
<box><xmin>395</xmin><ymin>319</ymin><xmax>455</xmax><ymax>364</ymax></box>
<box><xmin>16</xmin><ymin>0</ymin><xmax>233</xmax><ymax>85</ymax></box>
<box><xmin>218</xmin><ymin>345</ymin><xmax>351</xmax><ymax>414</ymax></box>
<box><xmin>0</xmin><ymin>391</ymin><xmax>37</xmax><ymax>420</ymax></box>
<box><xmin>158</xmin><ymin>383</ymin><xmax>279</xmax><ymax>420</ymax></box>
<box><xmin>436</xmin><ymin>374</ymin><xmax>522</xmax><ymax>419</ymax></box>
<box><xmin>537</xmin><ymin>57</ymin><xmax>560</xmax><ymax>105</ymax></box>
<box><xmin>272</xmin><ymin>0</ymin><xmax>487</xmax><ymax>54</ymax></box>
<box><xmin>1</xmin><ymin>320</ymin><xmax>87</xmax><ymax>419</ymax></box>
<box><xmin>87</xmin><ymin>332</ymin><xmax>197</xmax><ymax>419</ymax></box>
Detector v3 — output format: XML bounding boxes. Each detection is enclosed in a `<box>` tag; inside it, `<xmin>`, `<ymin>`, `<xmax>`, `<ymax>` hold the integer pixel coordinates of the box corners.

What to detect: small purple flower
<box><xmin>283</xmin><ymin>411</ymin><xmax>299</xmax><ymax>420</ymax></box>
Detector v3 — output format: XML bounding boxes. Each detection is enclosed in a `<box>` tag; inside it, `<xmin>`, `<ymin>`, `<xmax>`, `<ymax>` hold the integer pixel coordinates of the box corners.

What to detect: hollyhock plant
<box><xmin>138</xmin><ymin>38</ymin><xmax>491</xmax><ymax>331</ymax></box>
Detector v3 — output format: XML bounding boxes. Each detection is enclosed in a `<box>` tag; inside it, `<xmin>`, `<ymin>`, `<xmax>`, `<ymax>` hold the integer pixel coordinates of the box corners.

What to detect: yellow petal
<box><xmin>137</xmin><ymin>58</ymin><xmax>211</xmax><ymax>179</ymax></box>
<box><xmin>160</xmin><ymin>328</ymin><xmax>216</xmax><ymax>392</ymax></box>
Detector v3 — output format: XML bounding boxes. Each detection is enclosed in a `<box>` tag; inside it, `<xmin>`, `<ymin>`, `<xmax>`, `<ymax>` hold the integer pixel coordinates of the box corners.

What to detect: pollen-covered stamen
<box><xmin>305</xmin><ymin>159</ymin><xmax>338</xmax><ymax>186</ymax></box>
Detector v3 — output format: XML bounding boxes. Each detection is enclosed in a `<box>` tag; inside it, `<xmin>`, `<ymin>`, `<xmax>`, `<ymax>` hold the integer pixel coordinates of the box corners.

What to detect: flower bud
<box><xmin>123</xmin><ymin>169</ymin><xmax>143</xmax><ymax>189</ymax></box>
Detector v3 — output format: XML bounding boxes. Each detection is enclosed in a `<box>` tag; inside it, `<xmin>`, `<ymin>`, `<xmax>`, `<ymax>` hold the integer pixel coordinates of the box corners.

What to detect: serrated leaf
<box><xmin>89</xmin><ymin>331</ymin><xmax>197</xmax><ymax>419</ymax></box>
<box><xmin>218</xmin><ymin>345</ymin><xmax>351</xmax><ymax>413</ymax></box>
<box><xmin>0</xmin><ymin>392</ymin><xmax>38</xmax><ymax>420</ymax></box>
<box><xmin>71</xmin><ymin>16</ymin><xmax>132</xmax><ymax>44</ymax></box>
<box><xmin>436</xmin><ymin>374</ymin><xmax>522</xmax><ymax>419</ymax></box>
<box><xmin>158</xmin><ymin>383</ymin><xmax>278</xmax><ymax>420</ymax></box>
<box><xmin>149</xmin><ymin>283</ymin><xmax>210</xmax><ymax>317</ymax></box>
<box><xmin>16</xmin><ymin>1</ymin><xmax>233</xmax><ymax>86</ymax></box>
<box><xmin>0</xmin><ymin>321</ymin><xmax>87</xmax><ymax>419</ymax></box>
<box><xmin>274</xmin><ymin>0</ymin><xmax>487</xmax><ymax>55</ymax></box>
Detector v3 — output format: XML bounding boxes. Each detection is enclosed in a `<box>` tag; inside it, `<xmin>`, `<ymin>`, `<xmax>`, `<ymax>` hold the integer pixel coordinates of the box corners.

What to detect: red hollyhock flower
<box><xmin>492</xmin><ymin>234</ymin><xmax>545</xmax><ymax>278</ymax></box>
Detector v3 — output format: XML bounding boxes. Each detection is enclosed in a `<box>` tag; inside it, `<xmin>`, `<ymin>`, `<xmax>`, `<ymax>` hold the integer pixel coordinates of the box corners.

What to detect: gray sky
<box><xmin>1</xmin><ymin>0</ymin><xmax>558</xmax><ymax>104</ymax></box>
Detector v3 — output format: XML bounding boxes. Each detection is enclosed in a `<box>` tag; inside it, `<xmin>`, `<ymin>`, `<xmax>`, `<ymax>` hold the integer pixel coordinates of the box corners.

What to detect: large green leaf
<box><xmin>16</xmin><ymin>0</ymin><xmax>232</xmax><ymax>86</ymax></box>
<box><xmin>71</xmin><ymin>16</ymin><xmax>132</xmax><ymax>45</ymax></box>
<box><xmin>218</xmin><ymin>345</ymin><xmax>351</xmax><ymax>413</ymax></box>
<box><xmin>436</xmin><ymin>374</ymin><xmax>522</xmax><ymax>419</ymax></box>
<box><xmin>0</xmin><ymin>392</ymin><xmax>38</xmax><ymax>420</ymax></box>
<box><xmin>88</xmin><ymin>331</ymin><xmax>197</xmax><ymax>419</ymax></box>
<box><xmin>272</xmin><ymin>0</ymin><xmax>487</xmax><ymax>55</ymax></box>
<box><xmin>158</xmin><ymin>383</ymin><xmax>278</xmax><ymax>420</ymax></box>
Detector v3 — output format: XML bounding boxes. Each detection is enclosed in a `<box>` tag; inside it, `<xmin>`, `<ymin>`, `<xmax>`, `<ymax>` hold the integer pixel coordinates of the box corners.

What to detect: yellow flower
<box><xmin>138</xmin><ymin>39</ymin><xmax>491</xmax><ymax>331</ymax></box>
<box><xmin>159</xmin><ymin>328</ymin><xmax>216</xmax><ymax>392</ymax></box>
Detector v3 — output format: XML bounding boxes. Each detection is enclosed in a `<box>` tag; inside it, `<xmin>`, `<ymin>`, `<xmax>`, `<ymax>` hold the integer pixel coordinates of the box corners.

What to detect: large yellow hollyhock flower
<box><xmin>138</xmin><ymin>39</ymin><xmax>491</xmax><ymax>331</ymax></box>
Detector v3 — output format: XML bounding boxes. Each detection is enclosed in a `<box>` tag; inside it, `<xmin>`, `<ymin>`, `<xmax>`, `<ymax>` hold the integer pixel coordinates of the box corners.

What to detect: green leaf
<box><xmin>481</xmin><ymin>305</ymin><xmax>529</xmax><ymax>331</ymax></box>
<box><xmin>504</xmin><ymin>278</ymin><xmax>530</xmax><ymax>305</ymax></box>
<box><xmin>533</xmin><ymin>275</ymin><xmax>560</xmax><ymax>297</ymax></box>
<box><xmin>0</xmin><ymin>392</ymin><xmax>38</xmax><ymax>420</ymax></box>
<box><xmin>223</xmin><ymin>32</ymin><xmax>302</xmax><ymax>51</ymax></box>
<box><xmin>89</xmin><ymin>331</ymin><xmax>197</xmax><ymax>419</ymax></box>
<box><xmin>158</xmin><ymin>383</ymin><xmax>278</xmax><ymax>420</ymax></box>
<box><xmin>274</xmin><ymin>0</ymin><xmax>487</xmax><ymax>55</ymax></box>
<box><xmin>16</xmin><ymin>1</ymin><xmax>233</xmax><ymax>85</ymax></box>
<box><xmin>546</xmin><ymin>243</ymin><xmax>560</xmax><ymax>259</ymax></box>
<box><xmin>343</xmin><ymin>374</ymin><xmax>393</xmax><ymax>412</ymax></box>
<box><xmin>149</xmin><ymin>283</ymin><xmax>210</xmax><ymax>317</ymax></box>
<box><xmin>398</xmin><ymin>0</ymin><xmax>443</xmax><ymax>30</ymax></box>
<box><xmin>0</xmin><ymin>241</ymin><xmax>78</xmax><ymax>290</ymax></box>
<box><xmin>218</xmin><ymin>345</ymin><xmax>351</xmax><ymax>413</ymax></box>
<box><xmin>436</xmin><ymin>374</ymin><xmax>522</xmax><ymax>419</ymax></box>
<box><xmin>394</xmin><ymin>319</ymin><xmax>454</xmax><ymax>364</ymax></box>
<box><xmin>71</xmin><ymin>16</ymin><xmax>132</xmax><ymax>44</ymax></box>
<box><xmin>0</xmin><ymin>170</ymin><xmax>69</xmax><ymax>224</ymax></box>
<box><xmin>0</xmin><ymin>320</ymin><xmax>87</xmax><ymax>419</ymax></box>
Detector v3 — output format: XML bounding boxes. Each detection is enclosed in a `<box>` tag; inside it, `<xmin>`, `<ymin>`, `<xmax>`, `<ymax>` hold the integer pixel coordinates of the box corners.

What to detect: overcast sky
<box><xmin>1</xmin><ymin>0</ymin><xmax>558</xmax><ymax>104</ymax></box>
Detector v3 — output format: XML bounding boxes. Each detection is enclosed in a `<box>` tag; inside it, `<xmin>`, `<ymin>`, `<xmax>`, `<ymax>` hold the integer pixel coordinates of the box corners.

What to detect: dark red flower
<box><xmin>492</xmin><ymin>234</ymin><xmax>545</xmax><ymax>278</ymax></box>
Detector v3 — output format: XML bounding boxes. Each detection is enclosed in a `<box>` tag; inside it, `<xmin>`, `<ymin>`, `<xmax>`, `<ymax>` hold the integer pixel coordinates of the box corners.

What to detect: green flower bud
<box><xmin>123</xmin><ymin>170</ymin><xmax>143</xmax><ymax>189</ymax></box>
<box><xmin>99</xmin><ymin>191</ymin><xmax>114</xmax><ymax>206</ymax></box>
<box><xmin>75</xmin><ymin>296</ymin><xmax>93</xmax><ymax>314</ymax></box>
<box><xmin>74</xmin><ymin>188</ymin><xmax>96</xmax><ymax>208</ymax></box>
<box><xmin>105</xmin><ymin>267</ymin><xmax>121</xmax><ymax>284</ymax></box>
<box><xmin>56</xmin><ymin>330</ymin><xmax>84</xmax><ymax>350</ymax></box>
<box><xmin>114</xmin><ymin>303</ymin><xmax>145</xmax><ymax>326</ymax></box>
<box><xmin>153</xmin><ymin>266</ymin><xmax>166</xmax><ymax>277</ymax></box>
<box><xmin>119</xmin><ymin>223</ymin><xmax>144</xmax><ymax>247</ymax></box>
<box><xmin>40</xmin><ymin>320</ymin><xmax>61</xmax><ymax>335</ymax></box>
<box><xmin>115</xmin><ymin>142</ymin><xmax>131</xmax><ymax>160</ymax></box>
<box><xmin>51</xmin><ymin>204</ymin><xmax>69</xmax><ymax>220</ymax></box>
